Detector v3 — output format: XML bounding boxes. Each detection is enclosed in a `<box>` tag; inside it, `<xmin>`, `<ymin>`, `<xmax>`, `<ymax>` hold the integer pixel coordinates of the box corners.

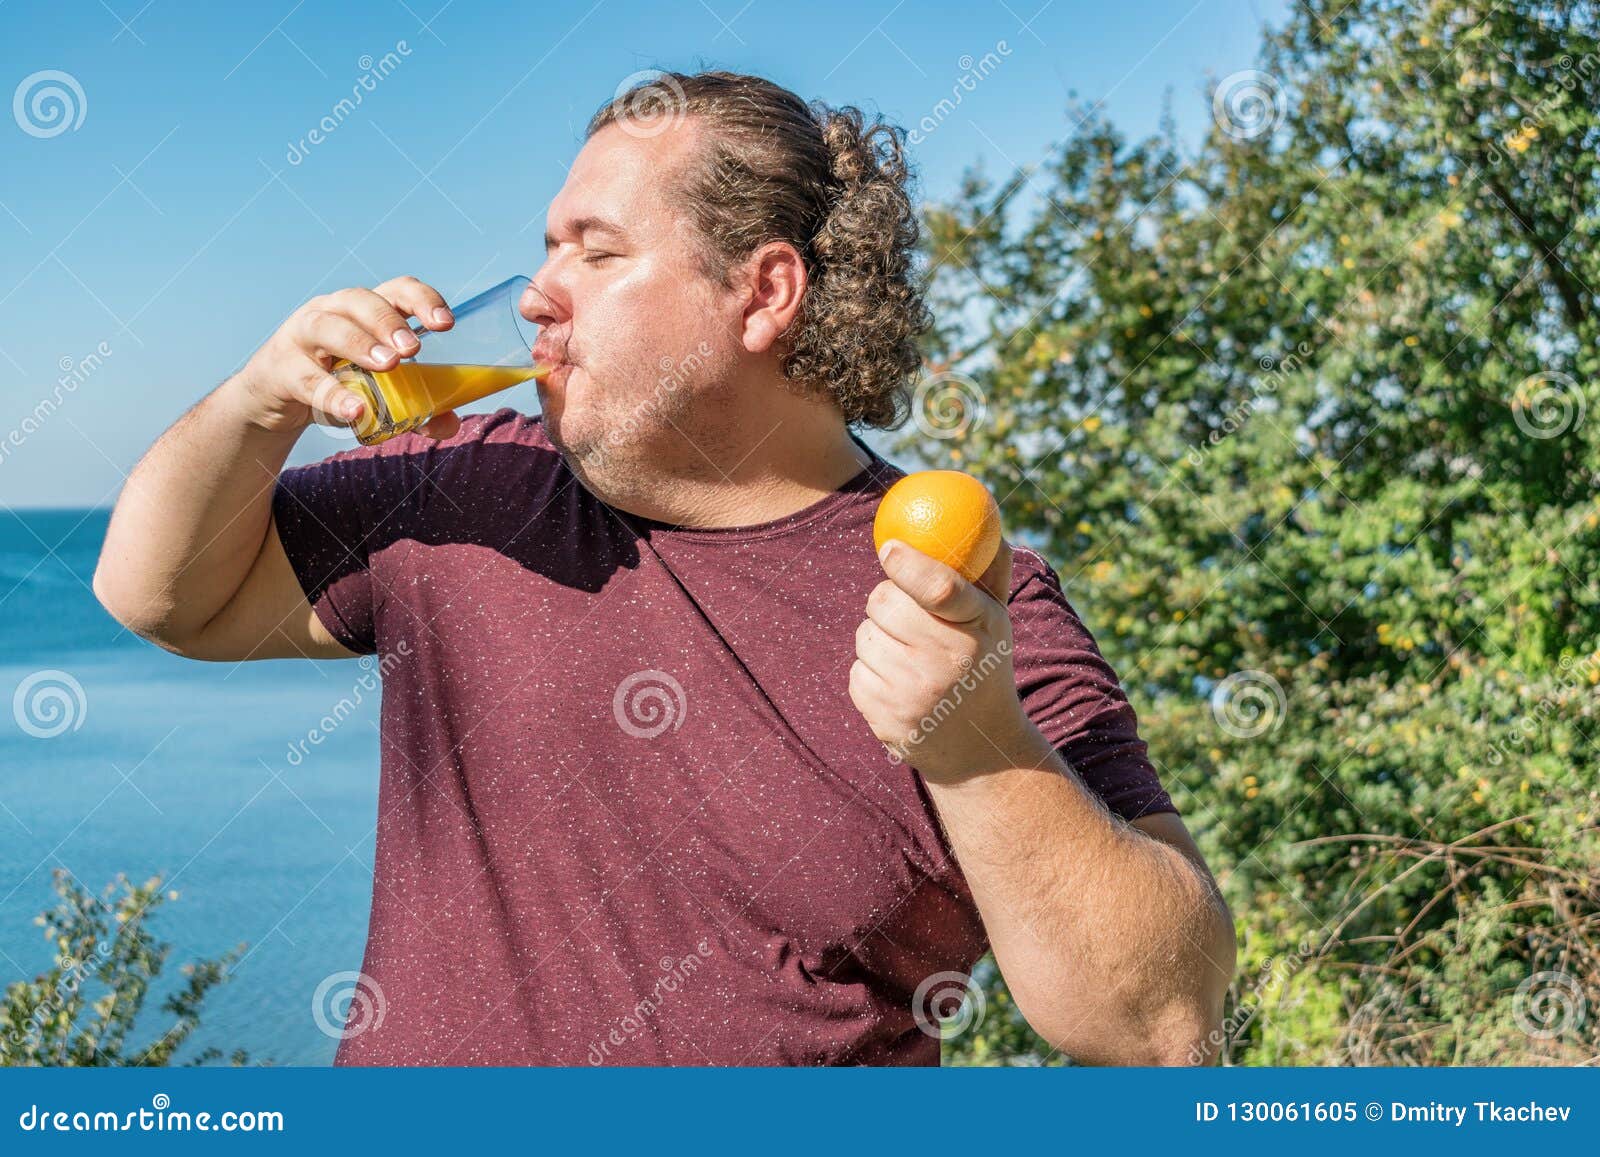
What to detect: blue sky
<box><xmin>0</xmin><ymin>0</ymin><xmax>1286</xmax><ymax>507</ymax></box>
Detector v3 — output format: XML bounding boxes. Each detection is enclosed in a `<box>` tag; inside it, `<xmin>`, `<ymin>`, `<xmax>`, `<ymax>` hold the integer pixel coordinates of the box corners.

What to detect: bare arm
<box><xmin>850</xmin><ymin>538</ymin><xmax>1235</xmax><ymax>1064</ymax></box>
<box><xmin>921</xmin><ymin>740</ymin><xmax>1235</xmax><ymax>1065</ymax></box>
<box><xmin>93</xmin><ymin>276</ymin><xmax>459</xmax><ymax>660</ymax></box>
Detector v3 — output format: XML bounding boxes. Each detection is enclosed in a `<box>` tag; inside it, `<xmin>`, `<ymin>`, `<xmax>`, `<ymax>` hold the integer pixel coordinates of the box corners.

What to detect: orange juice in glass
<box><xmin>331</xmin><ymin>275</ymin><xmax>554</xmax><ymax>444</ymax></box>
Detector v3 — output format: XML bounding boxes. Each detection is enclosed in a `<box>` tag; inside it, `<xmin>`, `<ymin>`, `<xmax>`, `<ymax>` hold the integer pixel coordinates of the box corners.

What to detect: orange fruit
<box><xmin>873</xmin><ymin>470</ymin><xmax>1001</xmax><ymax>582</ymax></box>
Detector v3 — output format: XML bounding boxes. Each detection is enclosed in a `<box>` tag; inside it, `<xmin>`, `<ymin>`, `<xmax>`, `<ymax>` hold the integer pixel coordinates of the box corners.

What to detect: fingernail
<box><xmin>878</xmin><ymin>541</ymin><xmax>895</xmax><ymax>564</ymax></box>
<box><xmin>370</xmin><ymin>345</ymin><xmax>393</xmax><ymax>364</ymax></box>
<box><xmin>343</xmin><ymin>398</ymin><xmax>363</xmax><ymax>419</ymax></box>
<box><xmin>392</xmin><ymin>328</ymin><xmax>417</xmax><ymax>351</ymax></box>
<box><xmin>432</xmin><ymin>307</ymin><xmax>453</xmax><ymax>326</ymax></box>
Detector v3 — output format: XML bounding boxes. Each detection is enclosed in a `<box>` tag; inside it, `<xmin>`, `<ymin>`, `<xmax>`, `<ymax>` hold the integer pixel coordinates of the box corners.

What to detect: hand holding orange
<box><xmin>873</xmin><ymin>470</ymin><xmax>1002</xmax><ymax>583</ymax></box>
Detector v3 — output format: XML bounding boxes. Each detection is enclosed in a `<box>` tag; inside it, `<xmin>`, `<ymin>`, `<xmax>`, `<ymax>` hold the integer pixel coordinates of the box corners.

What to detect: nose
<box><xmin>519</xmin><ymin>280</ymin><xmax>563</xmax><ymax>328</ymax></box>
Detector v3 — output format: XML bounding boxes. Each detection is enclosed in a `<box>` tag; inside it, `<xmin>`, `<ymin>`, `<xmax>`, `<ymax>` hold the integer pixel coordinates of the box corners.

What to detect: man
<box><xmin>94</xmin><ymin>71</ymin><xmax>1234</xmax><ymax>1065</ymax></box>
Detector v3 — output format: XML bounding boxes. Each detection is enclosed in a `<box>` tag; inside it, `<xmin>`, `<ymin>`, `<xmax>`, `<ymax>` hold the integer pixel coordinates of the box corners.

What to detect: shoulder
<box><xmin>283</xmin><ymin>408</ymin><xmax>555</xmax><ymax>480</ymax></box>
<box><xmin>1007</xmin><ymin>542</ymin><xmax>1070</xmax><ymax>604</ymax></box>
<box><xmin>276</xmin><ymin>408</ymin><xmax>571</xmax><ymax>540</ymax></box>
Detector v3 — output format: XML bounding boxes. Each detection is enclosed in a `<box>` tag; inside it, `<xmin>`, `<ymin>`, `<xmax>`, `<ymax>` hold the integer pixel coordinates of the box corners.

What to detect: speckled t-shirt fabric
<box><xmin>271</xmin><ymin>409</ymin><xmax>1175</xmax><ymax>1066</ymax></box>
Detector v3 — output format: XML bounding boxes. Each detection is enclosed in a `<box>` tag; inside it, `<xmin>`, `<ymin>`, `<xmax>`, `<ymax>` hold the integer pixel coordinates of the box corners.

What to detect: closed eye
<box><xmin>583</xmin><ymin>252</ymin><xmax>617</xmax><ymax>265</ymax></box>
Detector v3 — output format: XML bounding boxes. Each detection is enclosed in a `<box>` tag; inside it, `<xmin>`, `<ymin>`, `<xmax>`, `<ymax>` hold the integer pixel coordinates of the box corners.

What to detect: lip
<box><xmin>539</xmin><ymin>362</ymin><xmax>575</xmax><ymax>388</ymax></box>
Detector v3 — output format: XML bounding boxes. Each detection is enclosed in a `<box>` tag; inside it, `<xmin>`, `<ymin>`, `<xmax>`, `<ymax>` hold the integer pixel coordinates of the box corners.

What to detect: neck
<box><xmin>569</xmin><ymin>386</ymin><xmax>874</xmax><ymax>529</ymax></box>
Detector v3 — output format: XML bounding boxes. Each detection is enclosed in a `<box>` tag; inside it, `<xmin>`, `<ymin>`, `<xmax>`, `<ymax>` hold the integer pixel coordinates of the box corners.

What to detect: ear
<box><xmin>738</xmin><ymin>241</ymin><xmax>808</xmax><ymax>354</ymax></box>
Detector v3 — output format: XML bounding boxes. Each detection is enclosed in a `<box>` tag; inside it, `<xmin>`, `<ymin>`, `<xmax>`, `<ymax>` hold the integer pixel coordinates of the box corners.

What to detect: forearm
<box><xmin>924</xmin><ymin>726</ymin><xmax>1235</xmax><ymax>1065</ymax></box>
<box><xmin>93</xmin><ymin>378</ymin><xmax>299</xmax><ymax>644</ymax></box>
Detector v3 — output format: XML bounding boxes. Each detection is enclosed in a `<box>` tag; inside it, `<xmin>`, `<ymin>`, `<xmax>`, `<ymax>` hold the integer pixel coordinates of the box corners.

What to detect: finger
<box><xmin>877</xmin><ymin>538</ymin><xmax>989</xmax><ymax>625</ymax></box>
<box><xmin>302</xmin><ymin>363</ymin><xmax>369</xmax><ymax>424</ymax></box>
<box><xmin>374</xmin><ymin>275</ymin><xmax>454</xmax><ymax>331</ymax></box>
<box><xmin>863</xmin><ymin>579</ymin><xmax>923</xmax><ymax>645</ymax></box>
<box><xmin>853</xmin><ymin>617</ymin><xmax>907</xmax><ymax>681</ymax></box>
<box><xmin>334</xmin><ymin>287</ymin><xmax>423</xmax><ymax>358</ymax></box>
<box><xmin>974</xmin><ymin>538</ymin><xmax>1013</xmax><ymax>606</ymax></box>
<box><xmin>419</xmin><ymin>410</ymin><xmax>461</xmax><ymax>440</ymax></box>
<box><xmin>848</xmin><ymin>657</ymin><xmax>891</xmax><ymax>712</ymax></box>
<box><xmin>295</xmin><ymin>307</ymin><xmax>399</xmax><ymax>372</ymax></box>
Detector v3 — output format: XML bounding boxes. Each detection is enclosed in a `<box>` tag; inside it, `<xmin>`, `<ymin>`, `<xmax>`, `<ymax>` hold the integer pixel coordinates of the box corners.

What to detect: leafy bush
<box><xmin>920</xmin><ymin>0</ymin><xmax>1600</xmax><ymax>1064</ymax></box>
<box><xmin>1</xmin><ymin>869</ymin><xmax>250</xmax><ymax>1067</ymax></box>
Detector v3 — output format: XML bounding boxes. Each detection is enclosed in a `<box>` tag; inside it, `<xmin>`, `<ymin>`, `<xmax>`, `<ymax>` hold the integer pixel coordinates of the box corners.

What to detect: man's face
<box><xmin>525</xmin><ymin>119</ymin><xmax>745</xmax><ymax>476</ymax></box>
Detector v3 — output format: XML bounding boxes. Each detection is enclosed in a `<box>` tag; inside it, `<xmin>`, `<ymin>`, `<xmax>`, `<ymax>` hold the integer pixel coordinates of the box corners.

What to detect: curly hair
<box><xmin>587</xmin><ymin>70</ymin><xmax>930</xmax><ymax>429</ymax></box>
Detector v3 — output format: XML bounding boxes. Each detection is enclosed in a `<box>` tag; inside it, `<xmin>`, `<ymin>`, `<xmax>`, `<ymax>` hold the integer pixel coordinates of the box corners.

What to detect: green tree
<box><xmin>1</xmin><ymin>869</ymin><xmax>250</xmax><ymax>1066</ymax></box>
<box><xmin>916</xmin><ymin>0</ymin><xmax>1600</xmax><ymax>1064</ymax></box>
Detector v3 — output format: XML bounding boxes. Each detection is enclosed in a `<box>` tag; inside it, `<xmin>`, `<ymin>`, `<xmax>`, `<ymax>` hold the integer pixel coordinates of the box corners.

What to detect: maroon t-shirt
<box><xmin>272</xmin><ymin>409</ymin><xmax>1173</xmax><ymax>1066</ymax></box>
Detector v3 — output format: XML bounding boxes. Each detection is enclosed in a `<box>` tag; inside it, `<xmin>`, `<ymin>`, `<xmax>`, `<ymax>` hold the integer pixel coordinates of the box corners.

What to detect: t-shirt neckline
<box><xmin>610</xmin><ymin>439</ymin><xmax>897</xmax><ymax>544</ymax></box>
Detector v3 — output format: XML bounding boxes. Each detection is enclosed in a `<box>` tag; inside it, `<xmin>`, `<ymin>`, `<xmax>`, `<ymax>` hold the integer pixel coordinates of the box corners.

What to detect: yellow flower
<box><xmin>1082</xmin><ymin>416</ymin><xmax>1103</xmax><ymax>433</ymax></box>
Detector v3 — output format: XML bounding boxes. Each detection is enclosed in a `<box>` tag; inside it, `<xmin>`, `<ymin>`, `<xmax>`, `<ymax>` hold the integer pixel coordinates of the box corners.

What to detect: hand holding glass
<box><xmin>333</xmin><ymin>275</ymin><xmax>552</xmax><ymax>444</ymax></box>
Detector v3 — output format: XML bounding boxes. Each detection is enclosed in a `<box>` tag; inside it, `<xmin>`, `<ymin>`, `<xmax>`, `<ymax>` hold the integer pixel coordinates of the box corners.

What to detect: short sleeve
<box><xmin>271</xmin><ymin>444</ymin><xmax>404</xmax><ymax>656</ymax></box>
<box><xmin>1007</xmin><ymin>547</ymin><xmax>1176</xmax><ymax>822</ymax></box>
